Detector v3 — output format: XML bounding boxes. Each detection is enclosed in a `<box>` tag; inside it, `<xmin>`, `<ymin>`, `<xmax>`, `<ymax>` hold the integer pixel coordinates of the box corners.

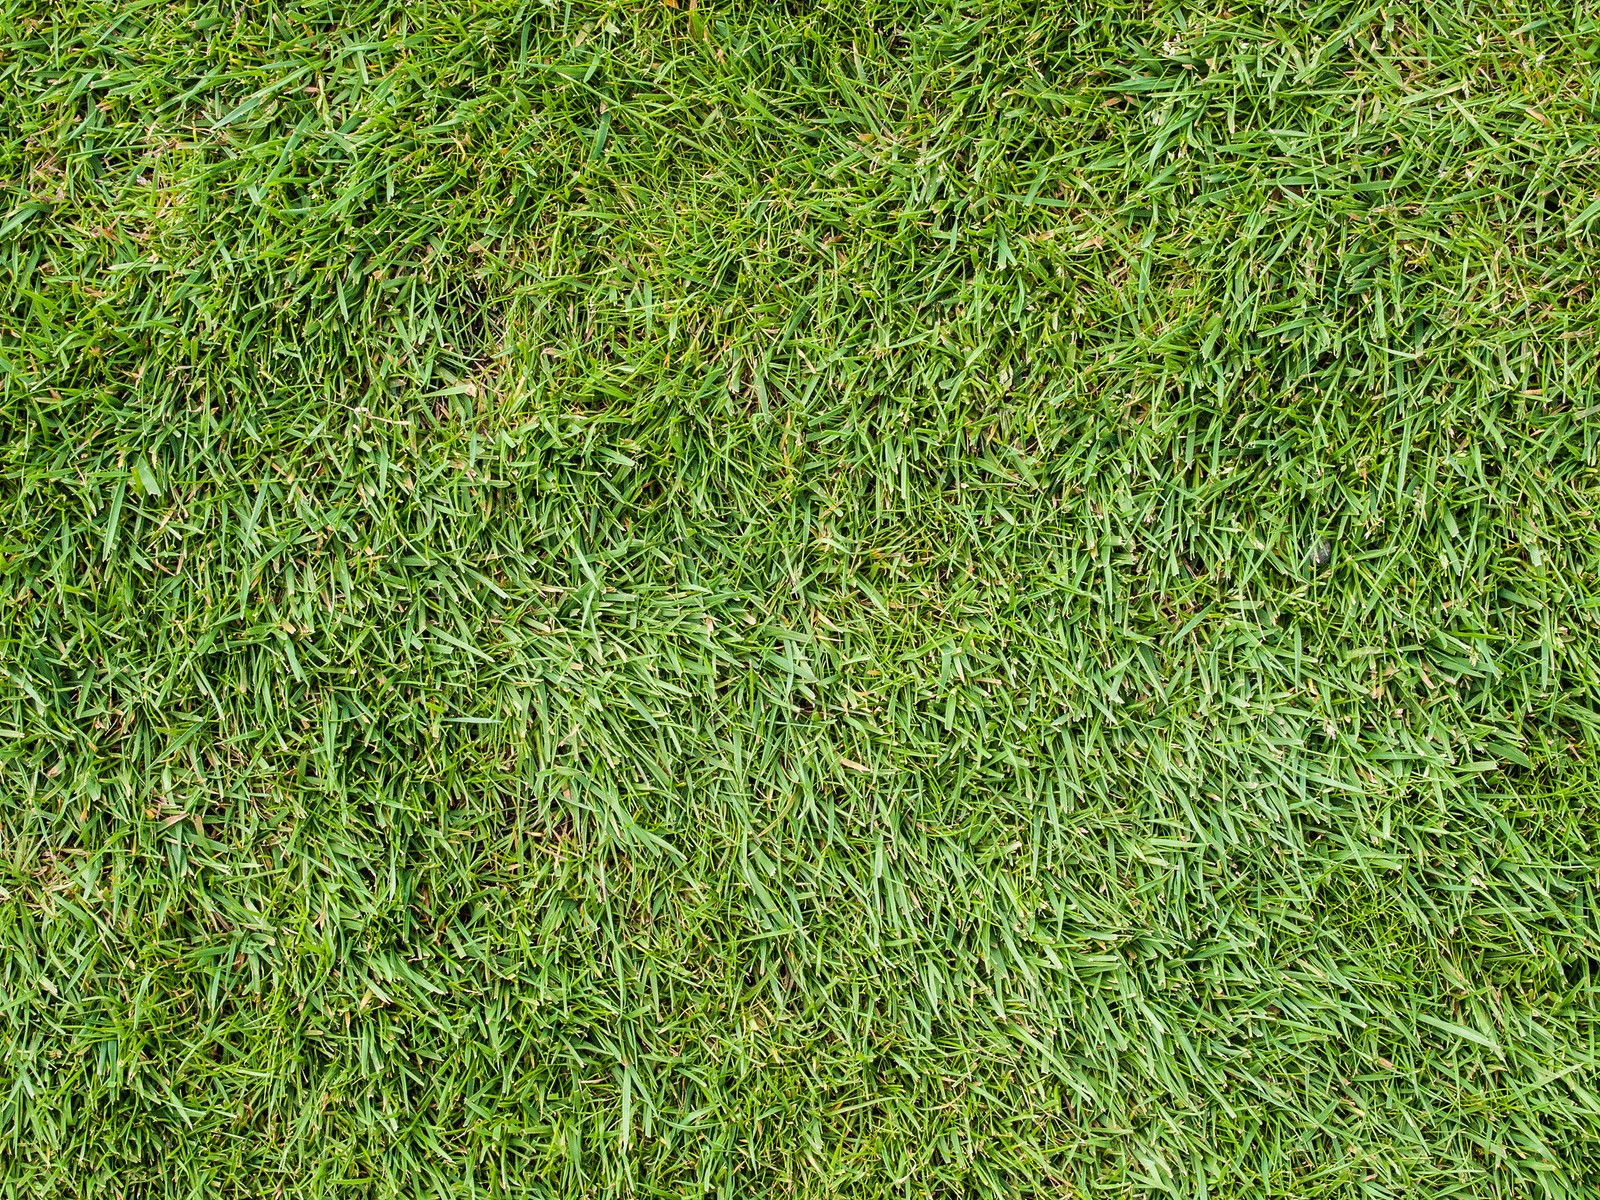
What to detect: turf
<box><xmin>4</xmin><ymin>0</ymin><xmax>1600</xmax><ymax>1195</ymax></box>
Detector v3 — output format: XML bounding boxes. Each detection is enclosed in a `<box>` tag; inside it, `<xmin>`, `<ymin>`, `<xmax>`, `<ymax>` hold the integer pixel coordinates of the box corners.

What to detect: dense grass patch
<box><xmin>5</xmin><ymin>1</ymin><xmax>1600</xmax><ymax>1195</ymax></box>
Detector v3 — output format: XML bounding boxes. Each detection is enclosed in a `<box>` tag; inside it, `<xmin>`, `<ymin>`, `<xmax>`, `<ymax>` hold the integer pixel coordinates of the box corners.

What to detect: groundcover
<box><xmin>4</xmin><ymin>2</ymin><xmax>1600</xmax><ymax>1196</ymax></box>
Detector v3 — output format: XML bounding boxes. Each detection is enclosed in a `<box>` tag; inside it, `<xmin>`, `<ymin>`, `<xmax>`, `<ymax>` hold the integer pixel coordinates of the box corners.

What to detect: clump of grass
<box><xmin>4</xmin><ymin>1</ymin><xmax>1600</xmax><ymax>1196</ymax></box>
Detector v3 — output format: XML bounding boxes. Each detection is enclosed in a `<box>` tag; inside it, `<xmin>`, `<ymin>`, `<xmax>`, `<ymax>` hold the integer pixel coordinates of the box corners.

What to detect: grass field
<box><xmin>5</xmin><ymin>1</ymin><xmax>1600</xmax><ymax>1195</ymax></box>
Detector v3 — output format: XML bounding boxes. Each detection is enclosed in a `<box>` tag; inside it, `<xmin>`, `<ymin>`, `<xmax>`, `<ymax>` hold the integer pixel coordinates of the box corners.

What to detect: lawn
<box><xmin>4</xmin><ymin>1</ymin><xmax>1600</xmax><ymax>1196</ymax></box>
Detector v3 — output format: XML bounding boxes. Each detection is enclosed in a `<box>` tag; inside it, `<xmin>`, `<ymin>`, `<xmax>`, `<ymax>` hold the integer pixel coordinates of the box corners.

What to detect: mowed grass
<box><xmin>4</xmin><ymin>0</ymin><xmax>1600</xmax><ymax>1195</ymax></box>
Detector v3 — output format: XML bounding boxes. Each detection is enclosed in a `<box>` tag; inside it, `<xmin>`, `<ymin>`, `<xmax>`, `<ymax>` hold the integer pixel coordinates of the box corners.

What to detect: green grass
<box><xmin>5</xmin><ymin>0</ymin><xmax>1600</xmax><ymax>1195</ymax></box>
